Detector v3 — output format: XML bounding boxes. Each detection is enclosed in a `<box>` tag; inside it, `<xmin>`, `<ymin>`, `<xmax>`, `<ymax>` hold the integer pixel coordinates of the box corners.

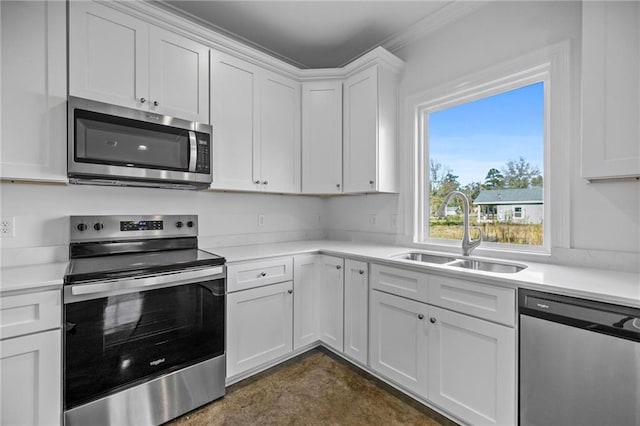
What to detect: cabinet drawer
<box><xmin>0</xmin><ymin>290</ymin><xmax>61</xmax><ymax>340</ymax></box>
<box><xmin>370</xmin><ymin>264</ymin><xmax>429</xmax><ymax>303</ymax></box>
<box><xmin>428</xmin><ymin>276</ymin><xmax>515</xmax><ymax>326</ymax></box>
<box><xmin>227</xmin><ymin>256</ymin><xmax>293</xmax><ymax>292</ymax></box>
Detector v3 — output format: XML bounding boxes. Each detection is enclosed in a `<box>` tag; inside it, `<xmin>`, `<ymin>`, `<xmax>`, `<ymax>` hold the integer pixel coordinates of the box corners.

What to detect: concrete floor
<box><xmin>168</xmin><ymin>348</ymin><xmax>456</xmax><ymax>426</ymax></box>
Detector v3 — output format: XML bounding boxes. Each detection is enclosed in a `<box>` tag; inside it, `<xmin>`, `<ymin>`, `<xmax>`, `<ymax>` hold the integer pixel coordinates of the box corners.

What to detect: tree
<box><xmin>502</xmin><ymin>156</ymin><xmax>541</xmax><ymax>189</ymax></box>
<box><xmin>429</xmin><ymin>159</ymin><xmax>454</xmax><ymax>196</ymax></box>
<box><xmin>462</xmin><ymin>181</ymin><xmax>482</xmax><ymax>201</ymax></box>
<box><xmin>483</xmin><ymin>168</ymin><xmax>505</xmax><ymax>189</ymax></box>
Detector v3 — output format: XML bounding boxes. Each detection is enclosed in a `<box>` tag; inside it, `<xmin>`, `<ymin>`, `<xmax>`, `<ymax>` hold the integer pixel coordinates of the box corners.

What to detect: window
<box><xmin>410</xmin><ymin>42</ymin><xmax>574</xmax><ymax>254</ymax></box>
<box><xmin>426</xmin><ymin>82</ymin><xmax>544</xmax><ymax>247</ymax></box>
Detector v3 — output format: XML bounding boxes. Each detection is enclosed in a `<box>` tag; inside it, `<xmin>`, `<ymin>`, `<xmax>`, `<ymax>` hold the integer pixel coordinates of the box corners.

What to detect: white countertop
<box><xmin>1</xmin><ymin>262</ymin><xmax>68</xmax><ymax>296</ymax></box>
<box><xmin>208</xmin><ymin>240</ymin><xmax>640</xmax><ymax>308</ymax></box>
<box><xmin>1</xmin><ymin>240</ymin><xmax>638</xmax><ymax>308</ymax></box>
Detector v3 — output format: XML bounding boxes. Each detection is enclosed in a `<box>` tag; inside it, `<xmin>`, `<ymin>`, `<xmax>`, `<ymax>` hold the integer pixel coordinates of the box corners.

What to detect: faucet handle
<box><xmin>470</xmin><ymin>228</ymin><xmax>483</xmax><ymax>250</ymax></box>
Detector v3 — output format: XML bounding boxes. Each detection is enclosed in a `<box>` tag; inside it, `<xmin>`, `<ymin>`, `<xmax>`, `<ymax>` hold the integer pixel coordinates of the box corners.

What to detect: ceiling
<box><xmin>157</xmin><ymin>1</ymin><xmax>455</xmax><ymax>68</ymax></box>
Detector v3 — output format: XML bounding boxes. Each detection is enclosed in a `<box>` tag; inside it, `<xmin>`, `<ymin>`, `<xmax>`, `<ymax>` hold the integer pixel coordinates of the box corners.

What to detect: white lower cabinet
<box><xmin>428</xmin><ymin>306</ymin><xmax>516</xmax><ymax>425</ymax></box>
<box><xmin>369</xmin><ymin>290</ymin><xmax>429</xmax><ymax>397</ymax></box>
<box><xmin>317</xmin><ymin>256</ymin><xmax>344</xmax><ymax>352</ymax></box>
<box><xmin>293</xmin><ymin>255</ymin><xmax>319</xmax><ymax>349</ymax></box>
<box><xmin>369</xmin><ymin>263</ymin><xmax>517</xmax><ymax>426</ymax></box>
<box><xmin>1</xmin><ymin>329</ymin><xmax>61</xmax><ymax>426</ymax></box>
<box><xmin>343</xmin><ymin>259</ymin><xmax>368</xmax><ymax>365</ymax></box>
<box><xmin>226</xmin><ymin>281</ymin><xmax>293</xmax><ymax>378</ymax></box>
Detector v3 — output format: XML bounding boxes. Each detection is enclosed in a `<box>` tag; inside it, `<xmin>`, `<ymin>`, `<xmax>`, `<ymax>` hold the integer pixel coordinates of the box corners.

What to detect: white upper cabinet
<box><xmin>259</xmin><ymin>72</ymin><xmax>301</xmax><ymax>193</ymax></box>
<box><xmin>210</xmin><ymin>51</ymin><xmax>260</xmax><ymax>191</ymax></box>
<box><xmin>69</xmin><ymin>1</ymin><xmax>208</xmax><ymax>123</ymax></box>
<box><xmin>343</xmin><ymin>64</ymin><xmax>399</xmax><ymax>193</ymax></box>
<box><xmin>581</xmin><ymin>2</ymin><xmax>640</xmax><ymax>180</ymax></box>
<box><xmin>148</xmin><ymin>27</ymin><xmax>209</xmax><ymax>123</ymax></box>
<box><xmin>302</xmin><ymin>81</ymin><xmax>343</xmax><ymax>194</ymax></box>
<box><xmin>210</xmin><ymin>51</ymin><xmax>301</xmax><ymax>193</ymax></box>
<box><xmin>0</xmin><ymin>0</ymin><xmax>67</xmax><ymax>182</ymax></box>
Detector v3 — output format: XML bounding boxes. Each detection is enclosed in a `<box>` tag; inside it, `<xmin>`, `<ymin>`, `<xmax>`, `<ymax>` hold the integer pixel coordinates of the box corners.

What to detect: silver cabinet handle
<box><xmin>358</xmin><ymin>270</ymin><xmax>365</xmax><ymax>275</ymax></box>
<box><xmin>153</xmin><ymin>100</ymin><xmax>159</xmax><ymax>107</ymax></box>
<box><xmin>336</xmin><ymin>184</ymin><xmax>341</xmax><ymax>188</ymax></box>
<box><xmin>287</xmin><ymin>289</ymin><xmax>293</xmax><ymax>294</ymax></box>
<box><xmin>336</xmin><ymin>265</ymin><xmax>342</xmax><ymax>270</ymax></box>
<box><xmin>418</xmin><ymin>314</ymin><xmax>424</xmax><ymax>320</ymax></box>
<box><xmin>369</xmin><ymin>180</ymin><xmax>375</xmax><ymax>185</ymax></box>
<box><xmin>430</xmin><ymin>317</ymin><xmax>436</xmax><ymax>324</ymax></box>
<box><xmin>262</xmin><ymin>181</ymin><xmax>268</xmax><ymax>185</ymax></box>
<box><xmin>260</xmin><ymin>272</ymin><xmax>267</xmax><ymax>277</ymax></box>
<box><xmin>254</xmin><ymin>180</ymin><xmax>261</xmax><ymax>184</ymax></box>
<box><xmin>139</xmin><ymin>97</ymin><xmax>146</xmax><ymax>103</ymax></box>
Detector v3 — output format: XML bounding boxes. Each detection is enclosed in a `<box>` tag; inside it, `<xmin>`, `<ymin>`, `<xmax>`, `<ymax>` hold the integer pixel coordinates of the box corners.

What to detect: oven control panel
<box><xmin>120</xmin><ymin>220</ymin><xmax>164</xmax><ymax>231</ymax></box>
<box><xmin>70</xmin><ymin>215</ymin><xmax>198</xmax><ymax>242</ymax></box>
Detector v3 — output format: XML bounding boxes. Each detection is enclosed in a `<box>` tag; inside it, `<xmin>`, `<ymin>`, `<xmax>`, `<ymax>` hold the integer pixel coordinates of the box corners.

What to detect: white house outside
<box><xmin>474</xmin><ymin>187</ymin><xmax>543</xmax><ymax>224</ymax></box>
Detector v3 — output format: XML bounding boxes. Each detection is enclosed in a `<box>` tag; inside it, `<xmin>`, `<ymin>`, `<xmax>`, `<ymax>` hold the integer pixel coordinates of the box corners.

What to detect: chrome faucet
<box><xmin>437</xmin><ymin>190</ymin><xmax>482</xmax><ymax>256</ymax></box>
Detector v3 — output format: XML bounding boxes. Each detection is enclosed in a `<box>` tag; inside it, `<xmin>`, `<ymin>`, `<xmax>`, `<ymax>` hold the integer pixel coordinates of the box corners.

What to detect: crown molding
<box><xmin>381</xmin><ymin>1</ymin><xmax>491</xmax><ymax>54</ymax></box>
<box><xmin>96</xmin><ymin>1</ymin><xmax>405</xmax><ymax>82</ymax></box>
<box><xmin>150</xmin><ymin>0</ymin><xmax>311</xmax><ymax>70</ymax></box>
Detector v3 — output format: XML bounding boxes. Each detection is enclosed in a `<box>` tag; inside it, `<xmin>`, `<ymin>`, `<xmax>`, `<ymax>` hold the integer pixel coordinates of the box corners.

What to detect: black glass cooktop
<box><xmin>65</xmin><ymin>248</ymin><xmax>225</xmax><ymax>284</ymax></box>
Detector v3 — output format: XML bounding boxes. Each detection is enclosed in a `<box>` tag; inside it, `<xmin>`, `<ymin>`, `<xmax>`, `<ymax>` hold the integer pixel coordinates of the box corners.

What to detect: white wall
<box><xmin>0</xmin><ymin>183</ymin><xmax>325</xmax><ymax>266</ymax></box>
<box><xmin>326</xmin><ymin>1</ymin><xmax>640</xmax><ymax>270</ymax></box>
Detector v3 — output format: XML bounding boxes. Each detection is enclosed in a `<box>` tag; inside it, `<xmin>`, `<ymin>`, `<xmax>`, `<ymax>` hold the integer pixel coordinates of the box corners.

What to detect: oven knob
<box><xmin>77</xmin><ymin>223</ymin><xmax>87</xmax><ymax>232</ymax></box>
<box><xmin>175</xmin><ymin>221</ymin><xmax>184</xmax><ymax>228</ymax></box>
<box><xmin>93</xmin><ymin>223</ymin><xmax>104</xmax><ymax>231</ymax></box>
<box><xmin>187</xmin><ymin>221</ymin><xmax>194</xmax><ymax>228</ymax></box>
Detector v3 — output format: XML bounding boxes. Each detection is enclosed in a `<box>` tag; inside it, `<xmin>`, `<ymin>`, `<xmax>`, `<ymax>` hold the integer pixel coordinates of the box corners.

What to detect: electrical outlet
<box><xmin>369</xmin><ymin>214</ymin><xmax>377</xmax><ymax>226</ymax></box>
<box><xmin>258</xmin><ymin>214</ymin><xmax>265</xmax><ymax>227</ymax></box>
<box><xmin>0</xmin><ymin>217</ymin><xmax>15</xmax><ymax>237</ymax></box>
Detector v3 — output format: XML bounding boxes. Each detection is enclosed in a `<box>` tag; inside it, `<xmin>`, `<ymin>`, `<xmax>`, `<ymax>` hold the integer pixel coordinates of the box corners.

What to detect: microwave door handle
<box><xmin>188</xmin><ymin>131</ymin><xmax>197</xmax><ymax>173</ymax></box>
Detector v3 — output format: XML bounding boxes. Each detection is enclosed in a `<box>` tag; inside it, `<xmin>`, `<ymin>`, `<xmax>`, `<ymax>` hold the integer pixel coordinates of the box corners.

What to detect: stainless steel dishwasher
<box><xmin>519</xmin><ymin>289</ymin><xmax>640</xmax><ymax>426</ymax></box>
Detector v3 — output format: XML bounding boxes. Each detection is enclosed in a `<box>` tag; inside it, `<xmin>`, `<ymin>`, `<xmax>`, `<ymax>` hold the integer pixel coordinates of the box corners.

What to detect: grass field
<box><xmin>430</xmin><ymin>220</ymin><xmax>543</xmax><ymax>246</ymax></box>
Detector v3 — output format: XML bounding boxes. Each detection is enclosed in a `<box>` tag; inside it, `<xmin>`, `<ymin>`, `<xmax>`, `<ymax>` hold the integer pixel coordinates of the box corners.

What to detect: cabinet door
<box><xmin>260</xmin><ymin>72</ymin><xmax>301</xmax><ymax>193</ymax></box>
<box><xmin>0</xmin><ymin>0</ymin><xmax>67</xmax><ymax>182</ymax></box>
<box><xmin>302</xmin><ymin>81</ymin><xmax>343</xmax><ymax>194</ymax></box>
<box><xmin>293</xmin><ymin>255</ymin><xmax>319</xmax><ymax>349</ymax></box>
<box><xmin>343</xmin><ymin>259</ymin><xmax>368</xmax><ymax>365</ymax></box>
<box><xmin>317</xmin><ymin>256</ymin><xmax>344</xmax><ymax>352</ymax></box>
<box><xmin>69</xmin><ymin>1</ymin><xmax>148</xmax><ymax>109</ymax></box>
<box><xmin>369</xmin><ymin>290</ymin><xmax>428</xmax><ymax>398</ymax></box>
<box><xmin>428</xmin><ymin>306</ymin><xmax>515</xmax><ymax>426</ymax></box>
<box><xmin>226</xmin><ymin>282</ymin><xmax>293</xmax><ymax>378</ymax></box>
<box><xmin>1</xmin><ymin>330</ymin><xmax>61</xmax><ymax>426</ymax></box>
<box><xmin>343</xmin><ymin>66</ymin><xmax>378</xmax><ymax>193</ymax></box>
<box><xmin>210</xmin><ymin>51</ymin><xmax>261</xmax><ymax>191</ymax></box>
<box><xmin>582</xmin><ymin>2</ymin><xmax>640</xmax><ymax>179</ymax></box>
<box><xmin>149</xmin><ymin>26</ymin><xmax>209</xmax><ymax>123</ymax></box>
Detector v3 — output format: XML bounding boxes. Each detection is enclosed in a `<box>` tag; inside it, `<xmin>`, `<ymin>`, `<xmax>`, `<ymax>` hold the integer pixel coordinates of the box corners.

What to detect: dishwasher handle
<box><xmin>519</xmin><ymin>289</ymin><xmax>640</xmax><ymax>343</ymax></box>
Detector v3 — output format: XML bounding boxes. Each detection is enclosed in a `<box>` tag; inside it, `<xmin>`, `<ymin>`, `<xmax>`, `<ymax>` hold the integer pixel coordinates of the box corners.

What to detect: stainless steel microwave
<box><xmin>68</xmin><ymin>97</ymin><xmax>212</xmax><ymax>190</ymax></box>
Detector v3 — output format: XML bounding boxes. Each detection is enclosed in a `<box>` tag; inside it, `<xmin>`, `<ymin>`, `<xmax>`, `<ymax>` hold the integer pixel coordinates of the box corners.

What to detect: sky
<box><xmin>428</xmin><ymin>82</ymin><xmax>544</xmax><ymax>186</ymax></box>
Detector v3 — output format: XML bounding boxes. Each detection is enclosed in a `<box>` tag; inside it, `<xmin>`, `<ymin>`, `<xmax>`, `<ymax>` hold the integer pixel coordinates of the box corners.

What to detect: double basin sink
<box><xmin>393</xmin><ymin>252</ymin><xmax>526</xmax><ymax>274</ymax></box>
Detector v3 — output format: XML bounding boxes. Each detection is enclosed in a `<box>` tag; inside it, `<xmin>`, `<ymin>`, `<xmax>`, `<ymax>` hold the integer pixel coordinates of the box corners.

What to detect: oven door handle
<box><xmin>65</xmin><ymin>266</ymin><xmax>225</xmax><ymax>303</ymax></box>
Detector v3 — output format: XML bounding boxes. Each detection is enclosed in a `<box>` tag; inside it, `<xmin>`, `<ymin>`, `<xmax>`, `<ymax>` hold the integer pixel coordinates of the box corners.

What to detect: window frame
<box><xmin>408</xmin><ymin>42</ymin><xmax>572</xmax><ymax>257</ymax></box>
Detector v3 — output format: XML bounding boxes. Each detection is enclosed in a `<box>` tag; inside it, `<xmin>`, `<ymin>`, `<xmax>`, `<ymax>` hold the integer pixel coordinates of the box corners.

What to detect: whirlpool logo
<box><xmin>149</xmin><ymin>358</ymin><xmax>166</xmax><ymax>367</ymax></box>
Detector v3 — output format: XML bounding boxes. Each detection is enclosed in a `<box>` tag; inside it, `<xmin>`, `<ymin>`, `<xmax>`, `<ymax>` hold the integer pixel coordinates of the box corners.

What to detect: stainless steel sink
<box><xmin>393</xmin><ymin>252</ymin><xmax>457</xmax><ymax>264</ymax></box>
<box><xmin>447</xmin><ymin>259</ymin><xmax>526</xmax><ymax>273</ymax></box>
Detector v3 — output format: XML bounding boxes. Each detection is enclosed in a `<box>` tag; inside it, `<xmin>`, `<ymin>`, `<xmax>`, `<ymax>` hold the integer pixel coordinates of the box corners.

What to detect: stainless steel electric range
<box><xmin>63</xmin><ymin>215</ymin><xmax>226</xmax><ymax>426</ymax></box>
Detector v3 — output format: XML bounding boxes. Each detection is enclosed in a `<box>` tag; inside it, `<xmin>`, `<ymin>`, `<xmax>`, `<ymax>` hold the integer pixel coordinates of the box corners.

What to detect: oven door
<box><xmin>64</xmin><ymin>273</ymin><xmax>225</xmax><ymax>410</ymax></box>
